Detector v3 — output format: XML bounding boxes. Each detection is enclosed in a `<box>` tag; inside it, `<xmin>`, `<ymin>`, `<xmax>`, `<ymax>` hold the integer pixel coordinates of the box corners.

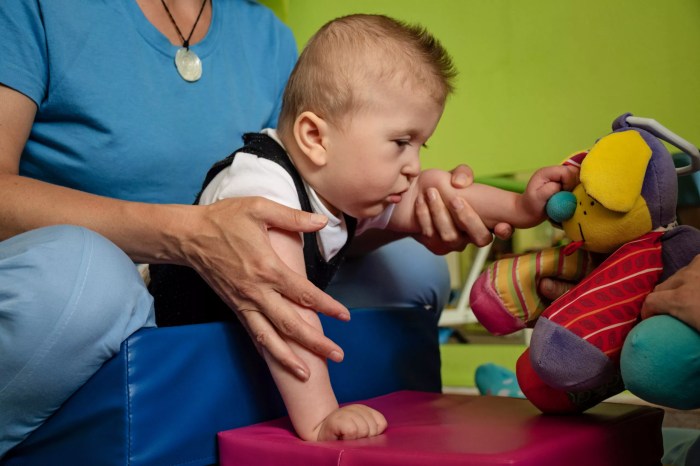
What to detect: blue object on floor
<box><xmin>475</xmin><ymin>363</ymin><xmax>525</xmax><ymax>398</ymax></box>
<box><xmin>438</xmin><ymin>327</ymin><xmax>454</xmax><ymax>344</ymax></box>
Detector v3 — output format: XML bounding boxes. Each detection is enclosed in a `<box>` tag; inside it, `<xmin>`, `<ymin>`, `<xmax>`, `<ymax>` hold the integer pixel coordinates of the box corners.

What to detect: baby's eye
<box><xmin>394</xmin><ymin>139</ymin><xmax>411</xmax><ymax>147</ymax></box>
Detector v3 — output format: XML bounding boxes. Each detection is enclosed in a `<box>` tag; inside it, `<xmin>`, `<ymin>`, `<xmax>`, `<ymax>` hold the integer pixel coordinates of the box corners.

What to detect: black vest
<box><xmin>150</xmin><ymin>133</ymin><xmax>356</xmax><ymax>326</ymax></box>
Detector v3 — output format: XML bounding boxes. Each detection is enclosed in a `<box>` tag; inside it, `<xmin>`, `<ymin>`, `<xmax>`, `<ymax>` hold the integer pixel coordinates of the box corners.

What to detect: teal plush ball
<box><xmin>621</xmin><ymin>315</ymin><xmax>700</xmax><ymax>410</ymax></box>
<box><xmin>546</xmin><ymin>191</ymin><xmax>577</xmax><ymax>224</ymax></box>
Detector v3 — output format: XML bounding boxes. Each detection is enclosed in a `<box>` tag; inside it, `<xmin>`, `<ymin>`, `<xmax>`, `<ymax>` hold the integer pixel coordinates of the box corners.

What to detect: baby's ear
<box><xmin>294</xmin><ymin>111</ymin><xmax>329</xmax><ymax>167</ymax></box>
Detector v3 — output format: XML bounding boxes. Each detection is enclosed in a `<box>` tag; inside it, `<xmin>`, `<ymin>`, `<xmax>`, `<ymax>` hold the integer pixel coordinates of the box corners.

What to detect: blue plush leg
<box><xmin>621</xmin><ymin>315</ymin><xmax>700</xmax><ymax>410</ymax></box>
<box><xmin>0</xmin><ymin>226</ymin><xmax>155</xmax><ymax>456</ymax></box>
<box><xmin>475</xmin><ymin>363</ymin><xmax>525</xmax><ymax>398</ymax></box>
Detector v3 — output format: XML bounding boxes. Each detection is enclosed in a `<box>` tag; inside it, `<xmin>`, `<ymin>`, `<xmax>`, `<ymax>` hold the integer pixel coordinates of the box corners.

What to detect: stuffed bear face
<box><xmin>561</xmin><ymin>183</ymin><xmax>653</xmax><ymax>253</ymax></box>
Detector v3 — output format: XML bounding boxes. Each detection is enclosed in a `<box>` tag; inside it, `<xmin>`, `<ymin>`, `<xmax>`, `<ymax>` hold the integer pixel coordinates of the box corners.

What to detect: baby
<box><xmin>150</xmin><ymin>14</ymin><xmax>577</xmax><ymax>441</ymax></box>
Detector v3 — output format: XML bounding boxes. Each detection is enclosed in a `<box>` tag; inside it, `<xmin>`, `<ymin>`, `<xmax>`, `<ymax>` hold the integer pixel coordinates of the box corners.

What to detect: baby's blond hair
<box><xmin>278</xmin><ymin>14</ymin><xmax>457</xmax><ymax>136</ymax></box>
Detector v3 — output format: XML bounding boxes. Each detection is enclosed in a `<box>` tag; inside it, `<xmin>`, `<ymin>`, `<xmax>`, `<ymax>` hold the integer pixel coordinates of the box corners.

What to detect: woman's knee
<box><xmin>0</xmin><ymin>226</ymin><xmax>154</xmax><ymax>454</ymax></box>
<box><xmin>328</xmin><ymin>238</ymin><xmax>451</xmax><ymax>312</ymax></box>
<box><xmin>0</xmin><ymin>225</ymin><xmax>154</xmax><ymax>348</ymax></box>
<box><xmin>381</xmin><ymin>238</ymin><xmax>451</xmax><ymax>311</ymax></box>
<box><xmin>621</xmin><ymin>315</ymin><xmax>700</xmax><ymax>410</ymax></box>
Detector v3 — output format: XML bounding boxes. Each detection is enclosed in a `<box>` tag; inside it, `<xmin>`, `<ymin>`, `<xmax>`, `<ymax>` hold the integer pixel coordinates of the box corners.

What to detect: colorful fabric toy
<box><xmin>470</xmin><ymin>113</ymin><xmax>700</xmax><ymax>413</ymax></box>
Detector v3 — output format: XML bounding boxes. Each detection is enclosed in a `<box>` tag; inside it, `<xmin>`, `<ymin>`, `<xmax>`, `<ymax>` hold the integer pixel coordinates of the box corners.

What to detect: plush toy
<box><xmin>470</xmin><ymin>113</ymin><xmax>700</xmax><ymax>413</ymax></box>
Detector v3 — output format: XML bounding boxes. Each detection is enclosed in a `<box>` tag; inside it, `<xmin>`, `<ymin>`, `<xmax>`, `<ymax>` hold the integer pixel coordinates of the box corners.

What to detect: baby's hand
<box><xmin>316</xmin><ymin>404</ymin><xmax>387</xmax><ymax>441</ymax></box>
<box><xmin>520</xmin><ymin>164</ymin><xmax>579</xmax><ymax>220</ymax></box>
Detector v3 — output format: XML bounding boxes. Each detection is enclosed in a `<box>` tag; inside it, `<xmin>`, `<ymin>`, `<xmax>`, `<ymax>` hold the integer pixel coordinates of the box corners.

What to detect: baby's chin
<box><xmin>349</xmin><ymin>202</ymin><xmax>389</xmax><ymax>220</ymax></box>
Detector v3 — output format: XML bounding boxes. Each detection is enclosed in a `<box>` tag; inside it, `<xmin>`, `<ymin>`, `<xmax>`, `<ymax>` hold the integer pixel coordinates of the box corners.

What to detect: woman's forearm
<box><xmin>0</xmin><ymin>173</ymin><xmax>193</xmax><ymax>264</ymax></box>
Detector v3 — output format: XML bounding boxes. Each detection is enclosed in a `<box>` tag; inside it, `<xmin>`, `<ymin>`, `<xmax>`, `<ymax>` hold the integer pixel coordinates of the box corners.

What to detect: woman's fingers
<box><xmin>235</xmin><ymin>307</ymin><xmax>311</xmax><ymax>380</ymax></box>
<box><xmin>190</xmin><ymin>197</ymin><xmax>350</xmax><ymax>380</ymax></box>
<box><xmin>273</xmin><ymin>264</ymin><xmax>351</xmax><ymax>322</ymax></box>
<box><xmin>426</xmin><ymin>188</ymin><xmax>463</xmax><ymax>244</ymax></box>
<box><xmin>248</xmin><ymin>198</ymin><xmax>351</xmax><ymax>321</ymax></box>
<box><xmin>538</xmin><ymin>278</ymin><xmax>574</xmax><ymax>301</ymax></box>
<box><xmin>449</xmin><ymin>164</ymin><xmax>474</xmax><ymax>189</ymax></box>
<box><xmin>443</xmin><ymin>194</ymin><xmax>492</xmax><ymax>247</ymax></box>
<box><xmin>223</xmin><ymin>261</ymin><xmax>346</xmax><ymax>367</ymax></box>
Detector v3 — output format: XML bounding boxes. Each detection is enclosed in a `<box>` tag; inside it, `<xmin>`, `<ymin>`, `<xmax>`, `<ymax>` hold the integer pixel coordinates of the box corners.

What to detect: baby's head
<box><xmin>279</xmin><ymin>14</ymin><xmax>457</xmax><ymax>219</ymax></box>
<box><xmin>278</xmin><ymin>14</ymin><xmax>457</xmax><ymax>138</ymax></box>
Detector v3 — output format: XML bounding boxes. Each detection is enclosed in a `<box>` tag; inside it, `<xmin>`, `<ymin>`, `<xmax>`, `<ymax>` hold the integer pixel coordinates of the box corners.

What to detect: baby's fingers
<box><xmin>369</xmin><ymin>408</ymin><xmax>388</xmax><ymax>436</ymax></box>
<box><xmin>334</xmin><ymin>405</ymin><xmax>387</xmax><ymax>440</ymax></box>
<box><xmin>346</xmin><ymin>405</ymin><xmax>387</xmax><ymax>438</ymax></box>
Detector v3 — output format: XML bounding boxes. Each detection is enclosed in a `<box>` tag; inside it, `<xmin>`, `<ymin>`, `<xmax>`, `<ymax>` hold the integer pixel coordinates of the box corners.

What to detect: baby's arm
<box><xmin>265</xmin><ymin>228</ymin><xmax>387</xmax><ymax>441</ymax></box>
<box><xmin>389</xmin><ymin>165</ymin><xmax>578</xmax><ymax>233</ymax></box>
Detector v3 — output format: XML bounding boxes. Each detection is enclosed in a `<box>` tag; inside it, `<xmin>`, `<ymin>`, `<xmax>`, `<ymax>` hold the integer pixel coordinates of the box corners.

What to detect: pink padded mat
<box><xmin>218</xmin><ymin>390</ymin><xmax>663</xmax><ymax>466</ymax></box>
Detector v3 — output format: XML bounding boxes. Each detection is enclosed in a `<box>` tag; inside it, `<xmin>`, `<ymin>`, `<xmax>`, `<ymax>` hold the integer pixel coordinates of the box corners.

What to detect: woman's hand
<box><xmin>0</xmin><ymin>85</ymin><xmax>345</xmax><ymax>382</ymax></box>
<box><xmin>538</xmin><ymin>277</ymin><xmax>576</xmax><ymax>303</ymax></box>
<box><xmin>182</xmin><ymin>197</ymin><xmax>351</xmax><ymax>381</ymax></box>
<box><xmin>642</xmin><ymin>254</ymin><xmax>700</xmax><ymax>332</ymax></box>
<box><xmin>413</xmin><ymin>164</ymin><xmax>513</xmax><ymax>253</ymax></box>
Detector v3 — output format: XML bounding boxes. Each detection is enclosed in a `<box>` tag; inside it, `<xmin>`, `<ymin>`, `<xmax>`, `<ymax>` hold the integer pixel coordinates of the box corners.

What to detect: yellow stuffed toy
<box><xmin>470</xmin><ymin>113</ymin><xmax>700</xmax><ymax>412</ymax></box>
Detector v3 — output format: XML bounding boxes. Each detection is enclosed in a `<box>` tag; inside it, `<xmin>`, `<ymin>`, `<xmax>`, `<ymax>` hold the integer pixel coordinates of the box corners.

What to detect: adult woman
<box><xmin>0</xmin><ymin>0</ymin><xmax>500</xmax><ymax>455</ymax></box>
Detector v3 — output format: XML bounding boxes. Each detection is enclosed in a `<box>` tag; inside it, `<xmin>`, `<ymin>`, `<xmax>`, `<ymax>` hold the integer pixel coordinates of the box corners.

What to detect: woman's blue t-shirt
<box><xmin>0</xmin><ymin>0</ymin><xmax>297</xmax><ymax>204</ymax></box>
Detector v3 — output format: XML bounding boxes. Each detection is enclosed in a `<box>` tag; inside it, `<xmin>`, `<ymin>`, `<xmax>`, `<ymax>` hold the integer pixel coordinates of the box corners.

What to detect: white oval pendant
<box><xmin>175</xmin><ymin>48</ymin><xmax>202</xmax><ymax>82</ymax></box>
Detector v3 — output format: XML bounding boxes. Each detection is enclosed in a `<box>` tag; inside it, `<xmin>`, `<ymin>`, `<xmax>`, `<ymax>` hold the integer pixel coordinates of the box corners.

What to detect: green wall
<box><xmin>268</xmin><ymin>0</ymin><xmax>700</xmax><ymax>177</ymax></box>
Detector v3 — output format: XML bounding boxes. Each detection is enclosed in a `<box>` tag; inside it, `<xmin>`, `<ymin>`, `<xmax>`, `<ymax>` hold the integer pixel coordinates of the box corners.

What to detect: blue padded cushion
<box><xmin>2</xmin><ymin>307</ymin><xmax>440</xmax><ymax>465</ymax></box>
